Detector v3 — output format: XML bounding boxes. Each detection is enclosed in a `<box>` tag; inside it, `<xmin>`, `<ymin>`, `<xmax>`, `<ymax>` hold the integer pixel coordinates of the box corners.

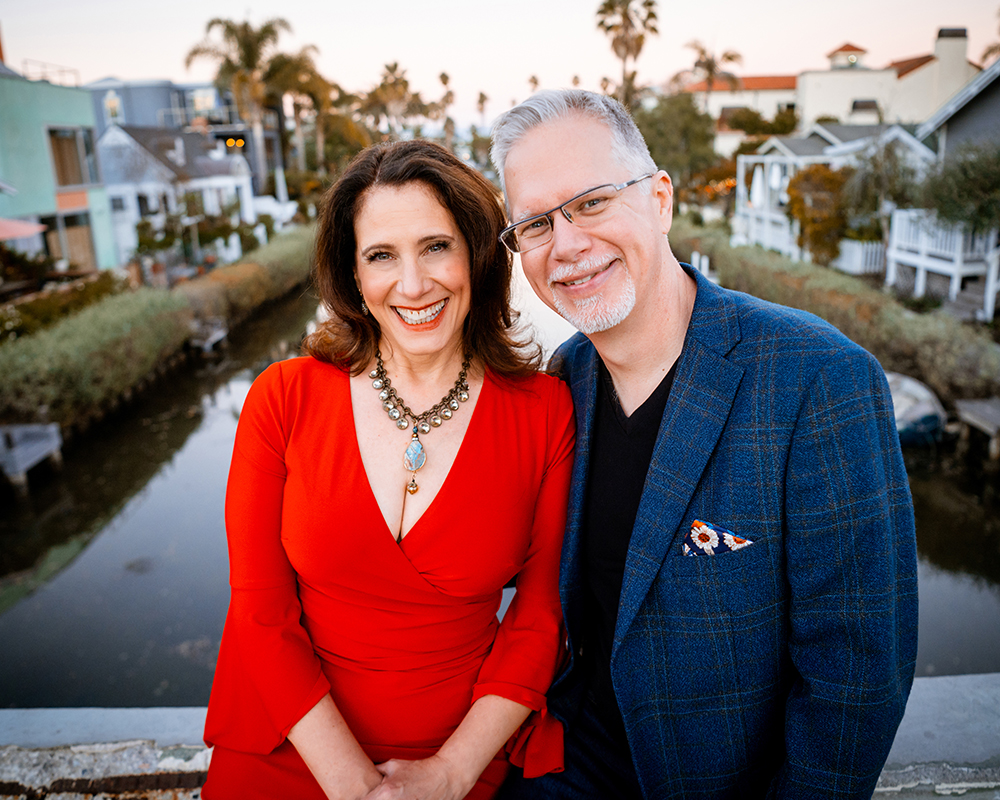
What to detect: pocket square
<box><xmin>682</xmin><ymin>520</ymin><xmax>753</xmax><ymax>556</ymax></box>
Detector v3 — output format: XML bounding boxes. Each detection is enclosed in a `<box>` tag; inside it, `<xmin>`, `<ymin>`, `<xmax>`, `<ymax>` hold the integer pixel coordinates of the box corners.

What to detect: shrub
<box><xmin>1</xmin><ymin>271</ymin><xmax>128</xmax><ymax>345</ymax></box>
<box><xmin>785</xmin><ymin>164</ymin><xmax>852</xmax><ymax>265</ymax></box>
<box><xmin>921</xmin><ymin>142</ymin><xmax>1000</xmax><ymax>234</ymax></box>
<box><xmin>174</xmin><ymin>224</ymin><xmax>315</xmax><ymax>324</ymax></box>
<box><xmin>670</xmin><ymin>218</ymin><xmax>1000</xmax><ymax>405</ymax></box>
<box><xmin>0</xmin><ymin>289</ymin><xmax>192</xmax><ymax>427</ymax></box>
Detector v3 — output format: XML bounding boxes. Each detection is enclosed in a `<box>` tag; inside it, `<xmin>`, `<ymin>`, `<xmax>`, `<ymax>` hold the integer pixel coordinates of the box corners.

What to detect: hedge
<box><xmin>0</xmin><ymin>225</ymin><xmax>317</xmax><ymax>429</ymax></box>
<box><xmin>670</xmin><ymin>218</ymin><xmax>1000</xmax><ymax>406</ymax></box>
<box><xmin>0</xmin><ymin>289</ymin><xmax>192</xmax><ymax>427</ymax></box>
<box><xmin>174</xmin><ymin>224</ymin><xmax>316</xmax><ymax>325</ymax></box>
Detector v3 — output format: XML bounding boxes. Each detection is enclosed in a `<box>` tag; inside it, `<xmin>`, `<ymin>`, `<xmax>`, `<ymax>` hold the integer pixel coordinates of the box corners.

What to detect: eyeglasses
<box><xmin>499</xmin><ymin>174</ymin><xmax>653</xmax><ymax>254</ymax></box>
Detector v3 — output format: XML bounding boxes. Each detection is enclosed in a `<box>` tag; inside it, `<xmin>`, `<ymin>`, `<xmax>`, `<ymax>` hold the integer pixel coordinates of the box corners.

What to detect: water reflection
<box><xmin>0</xmin><ymin>282</ymin><xmax>998</xmax><ymax>707</ymax></box>
<box><xmin>0</xmin><ymin>289</ymin><xmax>319</xmax><ymax>707</ymax></box>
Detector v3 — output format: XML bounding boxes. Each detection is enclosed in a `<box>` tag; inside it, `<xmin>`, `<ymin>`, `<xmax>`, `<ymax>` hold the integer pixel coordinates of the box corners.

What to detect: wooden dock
<box><xmin>0</xmin><ymin>423</ymin><xmax>63</xmax><ymax>495</ymax></box>
<box><xmin>954</xmin><ymin>398</ymin><xmax>1000</xmax><ymax>462</ymax></box>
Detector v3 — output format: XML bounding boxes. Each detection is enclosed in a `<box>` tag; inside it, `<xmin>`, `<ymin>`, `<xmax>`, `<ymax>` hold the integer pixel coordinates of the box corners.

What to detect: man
<box><xmin>491</xmin><ymin>90</ymin><xmax>917</xmax><ymax>799</ymax></box>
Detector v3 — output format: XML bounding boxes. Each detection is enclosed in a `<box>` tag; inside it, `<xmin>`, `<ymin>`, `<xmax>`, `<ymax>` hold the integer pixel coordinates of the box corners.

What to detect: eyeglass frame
<box><xmin>499</xmin><ymin>173</ymin><xmax>654</xmax><ymax>254</ymax></box>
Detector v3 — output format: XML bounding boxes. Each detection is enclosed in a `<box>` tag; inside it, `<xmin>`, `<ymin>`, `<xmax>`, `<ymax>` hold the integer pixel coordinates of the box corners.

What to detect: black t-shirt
<box><xmin>580</xmin><ymin>357</ymin><xmax>677</xmax><ymax>747</ymax></box>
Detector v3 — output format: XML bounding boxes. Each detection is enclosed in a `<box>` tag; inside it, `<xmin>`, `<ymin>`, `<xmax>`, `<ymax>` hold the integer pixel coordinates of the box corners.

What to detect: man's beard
<box><xmin>550</xmin><ymin>263</ymin><xmax>636</xmax><ymax>335</ymax></box>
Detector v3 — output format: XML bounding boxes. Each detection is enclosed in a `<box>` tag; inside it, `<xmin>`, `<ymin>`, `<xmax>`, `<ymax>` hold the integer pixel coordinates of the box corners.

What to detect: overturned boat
<box><xmin>885</xmin><ymin>372</ymin><xmax>948</xmax><ymax>446</ymax></box>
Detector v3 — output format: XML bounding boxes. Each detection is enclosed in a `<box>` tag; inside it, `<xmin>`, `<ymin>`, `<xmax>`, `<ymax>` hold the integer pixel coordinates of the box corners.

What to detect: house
<box><xmin>731</xmin><ymin>123</ymin><xmax>935</xmax><ymax>270</ymax></box>
<box><xmin>915</xmin><ymin>55</ymin><xmax>1000</xmax><ymax>156</ymax></box>
<box><xmin>85</xmin><ymin>77</ymin><xmax>285</xmax><ymax>195</ymax></box>
<box><xmin>97</xmin><ymin>125</ymin><xmax>255</xmax><ymax>266</ymax></box>
<box><xmin>681</xmin><ymin>28</ymin><xmax>980</xmax><ymax>156</ymax></box>
<box><xmin>797</xmin><ymin>29</ymin><xmax>980</xmax><ymax>128</ymax></box>
<box><xmin>0</xmin><ymin>62</ymin><xmax>117</xmax><ymax>271</ymax></box>
<box><xmin>682</xmin><ymin>75</ymin><xmax>797</xmax><ymax>157</ymax></box>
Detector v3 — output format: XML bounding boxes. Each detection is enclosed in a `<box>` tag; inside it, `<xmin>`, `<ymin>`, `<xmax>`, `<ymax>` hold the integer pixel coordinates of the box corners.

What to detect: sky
<box><xmin>1</xmin><ymin>0</ymin><xmax>997</xmax><ymax>129</ymax></box>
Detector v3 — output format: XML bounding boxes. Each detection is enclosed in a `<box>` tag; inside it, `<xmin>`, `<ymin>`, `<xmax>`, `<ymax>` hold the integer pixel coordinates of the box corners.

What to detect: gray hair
<box><xmin>490</xmin><ymin>89</ymin><xmax>657</xmax><ymax>196</ymax></box>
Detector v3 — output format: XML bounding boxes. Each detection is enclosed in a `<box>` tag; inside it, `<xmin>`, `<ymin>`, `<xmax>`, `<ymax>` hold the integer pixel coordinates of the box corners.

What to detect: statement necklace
<box><xmin>370</xmin><ymin>350</ymin><xmax>471</xmax><ymax>495</ymax></box>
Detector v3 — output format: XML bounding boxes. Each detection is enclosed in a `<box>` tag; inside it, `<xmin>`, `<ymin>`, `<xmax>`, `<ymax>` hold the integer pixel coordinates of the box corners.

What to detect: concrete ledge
<box><xmin>0</xmin><ymin>675</ymin><xmax>998</xmax><ymax>798</ymax></box>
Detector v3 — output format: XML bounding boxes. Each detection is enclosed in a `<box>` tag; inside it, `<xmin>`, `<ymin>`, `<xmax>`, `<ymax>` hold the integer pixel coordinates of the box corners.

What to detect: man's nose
<box><xmin>548</xmin><ymin>211</ymin><xmax>591</xmax><ymax>262</ymax></box>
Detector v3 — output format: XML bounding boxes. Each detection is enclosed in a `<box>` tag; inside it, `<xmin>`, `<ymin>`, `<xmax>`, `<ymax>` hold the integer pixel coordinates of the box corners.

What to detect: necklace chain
<box><xmin>370</xmin><ymin>350</ymin><xmax>471</xmax><ymax>496</ymax></box>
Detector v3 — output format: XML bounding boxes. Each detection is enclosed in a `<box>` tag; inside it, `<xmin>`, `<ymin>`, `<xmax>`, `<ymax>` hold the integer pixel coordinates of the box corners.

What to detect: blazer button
<box><xmin>577</xmin><ymin>646</ymin><xmax>584</xmax><ymax>658</ymax></box>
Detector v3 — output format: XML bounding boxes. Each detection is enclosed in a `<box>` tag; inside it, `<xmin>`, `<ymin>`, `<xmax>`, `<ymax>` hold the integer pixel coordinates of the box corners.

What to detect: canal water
<box><xmin>1</xmin><ymin>273</ymin><xmax>999</xmax><ymax>708</ymax></box>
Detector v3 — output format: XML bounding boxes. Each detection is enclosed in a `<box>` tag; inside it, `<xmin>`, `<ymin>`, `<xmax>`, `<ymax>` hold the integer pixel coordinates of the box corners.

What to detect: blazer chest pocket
<box><xmin>660</xmin><ymin>538</ymin><xmax>776</xmax><ymax>621</ymax></box>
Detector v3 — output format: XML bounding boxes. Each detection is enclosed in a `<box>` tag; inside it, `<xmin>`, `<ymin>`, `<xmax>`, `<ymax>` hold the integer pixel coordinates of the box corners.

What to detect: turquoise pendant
<box><xmin>403</xmin><ymin>435</ymin><xmax>426</xmax><ymax>472</ymax></box>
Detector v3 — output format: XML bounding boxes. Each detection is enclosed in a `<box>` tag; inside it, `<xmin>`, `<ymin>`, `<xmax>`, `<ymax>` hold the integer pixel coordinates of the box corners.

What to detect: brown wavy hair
<box><xmin>302</xmin><ymin>139</ymin><xmax>541</xmax><ymax>377</ymax></box>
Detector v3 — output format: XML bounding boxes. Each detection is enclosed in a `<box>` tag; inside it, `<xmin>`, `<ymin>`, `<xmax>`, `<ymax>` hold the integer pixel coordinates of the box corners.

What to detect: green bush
<box><xmin>1</xmin><ymin>271</ymin><xmax>128</xmax><ymax>345</ymax></box>
<box><xmin>670</xmin><ymin>218</ymin><xmax>1000</xmax><ymax>405</ymax></box>
<box><xmin>174</xmin><ymin>224</ymin><xmax>315</xmax><ymax>324</ymax></box>
<box><xmin>0</xmin><ymin>289</ymin><xmax>192</xmax><ymax>427</ymax></box>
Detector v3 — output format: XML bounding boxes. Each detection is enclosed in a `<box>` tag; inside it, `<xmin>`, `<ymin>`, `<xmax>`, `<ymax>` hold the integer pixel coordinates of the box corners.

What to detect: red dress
<box><xmin>203</xmin><ymin>357</ymin><xmax>575</xmax><ymax>799</ymax></box>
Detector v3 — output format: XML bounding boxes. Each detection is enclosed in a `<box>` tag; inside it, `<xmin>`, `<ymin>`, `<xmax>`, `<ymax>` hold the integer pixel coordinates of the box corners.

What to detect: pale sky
<box><xmin>2</xmin><ymin>0</ymin><xmax>997</xmax><ymax>129</ymax></box>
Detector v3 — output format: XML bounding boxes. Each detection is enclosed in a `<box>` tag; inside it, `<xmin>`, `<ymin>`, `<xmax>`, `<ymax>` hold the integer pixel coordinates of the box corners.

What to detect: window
<box><xmin>49</xmin><ymin>128</ymin><xmax>99</xmax><ymax>187</ymax></box>
<box><xmin>110</xmin><ymin>197</ymin><xmax>126</xmax><ymax>211</ymax></box>
<box><xmin>103</xmin><ymin>90</ymin><xmax>124</xmax><ymax>126</ymax></box>
<box><xmin>137</xmin><ymin>194</ymin><xmax>154</xmax><ymax>217</ymax></box>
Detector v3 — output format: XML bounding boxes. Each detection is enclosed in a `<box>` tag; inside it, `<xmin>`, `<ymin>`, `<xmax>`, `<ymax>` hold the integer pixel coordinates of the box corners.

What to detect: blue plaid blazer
<box><xmin>548</xmin><ymin>267</ymin><xmax>918</xmax><ymax>799</ymax></box>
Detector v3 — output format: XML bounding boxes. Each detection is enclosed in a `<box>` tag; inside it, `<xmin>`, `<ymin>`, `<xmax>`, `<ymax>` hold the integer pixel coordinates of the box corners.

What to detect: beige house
<box><xmin>797</xmin><ymin>29</ymin><xmax>981</xmax><ymax>128</ymax></box>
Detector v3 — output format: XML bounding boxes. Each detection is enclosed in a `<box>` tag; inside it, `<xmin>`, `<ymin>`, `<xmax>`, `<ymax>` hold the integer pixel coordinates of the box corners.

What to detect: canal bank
<box><xmin>1</xmin><ymin>673</ymin><xmax>998</xmax><ymax>798</ymax></box>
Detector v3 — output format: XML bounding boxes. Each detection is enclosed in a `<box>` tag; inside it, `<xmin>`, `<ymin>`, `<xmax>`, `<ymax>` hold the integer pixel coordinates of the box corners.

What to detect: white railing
<box><xmin>831</xmin><ymin>239</ymin><xmax>884</xmax><ymax>275</ymax></box>
<box><xmin>731</xmin><ymin>208</ymin><xmax>802</xmax><ymax>261</ymax></box>
<box><xmin>886</xmin><ymin>209</ymin><xmax>996</xmax><ymax>305</ymax></box>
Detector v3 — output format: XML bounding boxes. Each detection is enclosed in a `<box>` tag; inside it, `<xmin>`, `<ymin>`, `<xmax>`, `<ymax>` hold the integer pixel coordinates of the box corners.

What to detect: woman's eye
<box><xmin>427</xmin><ymin>241</ymin><xmax>449</xmax><ymax>253</ymax></box>
<box><xmin>366</xmin><ymin>251</ymin><xmax>392</xmax><ymax>263</ymax></box>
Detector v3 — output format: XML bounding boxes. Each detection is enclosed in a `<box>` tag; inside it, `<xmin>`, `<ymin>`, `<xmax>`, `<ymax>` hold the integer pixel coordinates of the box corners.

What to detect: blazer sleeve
<box><xmin>470</xmin><ymin>377</ymin><xmax>575</xmax><ymax>777</ymax></box>
<box><xmin>774</xmin><ymin>350</ymin><xmax>918</xmax><ymax>799</ymax></box>
<box><xmin>203</xmin><ymin>362</ymin><xmax>331</xmax><ymax>754</ymax></box>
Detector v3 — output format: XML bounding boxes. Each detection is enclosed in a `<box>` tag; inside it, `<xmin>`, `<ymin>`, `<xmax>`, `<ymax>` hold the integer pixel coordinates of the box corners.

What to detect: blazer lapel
<box><xmin>558</xmin><ymin>340</ymin><xmax>599</xmax><ymax>644</ymax></box>
<box><xmin>614</xmin><ymin>270</ymin><xmax>745</xmax><ymax>647</ymax></box>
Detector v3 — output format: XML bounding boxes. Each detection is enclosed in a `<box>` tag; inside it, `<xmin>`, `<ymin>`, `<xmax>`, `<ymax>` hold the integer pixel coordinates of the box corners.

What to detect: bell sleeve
<box><xmin>204</xmin><ymin>362</ymin><xmax>331</xmax><ymax>754</ymax></box>
<box><xmin>470</xmin><ymin>377</ymin><xmax>575</xmax><ymax>777</ymax></box>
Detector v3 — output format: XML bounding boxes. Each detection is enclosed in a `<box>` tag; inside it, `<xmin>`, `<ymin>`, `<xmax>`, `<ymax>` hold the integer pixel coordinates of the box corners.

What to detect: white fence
<box><xmin>831</xmin><ymin>239</ymin><xmax>884</xmax><ymax>275</ymax></box>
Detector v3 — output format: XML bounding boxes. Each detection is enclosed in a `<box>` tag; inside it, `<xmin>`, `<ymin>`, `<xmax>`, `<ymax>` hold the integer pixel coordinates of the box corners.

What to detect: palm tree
<box><xmin>528</xmin><ymin>75</ymin><xmax>540</xmax><ymax>94</ymax></box>
<box><xmin>437</xmin><ymin>73</ymin><xmax>456</xmax><ymax>152</ymax></box>
<box><xmin>264</xmin><ymin>47</ymin><xmax>322</xmax><ymax>172</ymax></box>
<box><xmin>984</xmin><ymin>7</ymin><xmax>1000</xmax><ymax>64</ymax></box>
<box><xmin>360</xmin><ymin>63</ymin><xmax>431</xmax><ymax>139</ymax></box>
<box><xmin>186</xmin><ymin>17</ymin><xmax>291</xmax><ymax>187</ymax></box>
<box><xmin>476</xmin><ymin>92</ymin><xmax>489</xmax><ymax>128</ymax></box>
<box><xmin>674</xmin><ymin>41</ymin><xmax>742</xmax><ymax>112</ymax></box>
<box><xmin>596</xmin><ymin>0</ymin><xmax>658</xmax><ymax>108</ymax></box>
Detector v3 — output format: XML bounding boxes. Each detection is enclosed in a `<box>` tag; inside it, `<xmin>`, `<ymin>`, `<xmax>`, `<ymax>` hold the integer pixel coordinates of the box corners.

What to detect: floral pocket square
<box><xmin>682</xmin><ymin>520</ymin><xmax>753</xmax><ymax>556</ymax></box>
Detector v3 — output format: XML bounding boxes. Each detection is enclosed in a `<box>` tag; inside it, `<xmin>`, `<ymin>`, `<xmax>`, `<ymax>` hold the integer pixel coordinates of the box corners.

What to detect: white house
<box><xmin>98</xmin><ymin>125</ymin><xmax>255</xmax><ymax>265</ymax></box>
<box><xmin>731</xmin><ymin>123</ymin><xmax>936</xmax><ymax>271</ymax></box>
<box><xmin>683</xmin><ymin>76</ymin><xmax>797</xmax><ymax>157</ymax></box>
<box><xmin>797</xmin><ymin>30</ymin><xmax>981</xmax><ymax>128</ymax></box>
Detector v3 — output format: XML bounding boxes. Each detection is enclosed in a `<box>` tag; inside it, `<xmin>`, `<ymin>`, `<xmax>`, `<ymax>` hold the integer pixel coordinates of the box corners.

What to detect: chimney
<box><xmin>934</xmin><ymin>28</ymin><xmax>968</xmax><ymax>67</ymax></box>
<box><xmin>0</xmin><ymin>23</ymin><xmax>6</xmax><ymax>64</ymax></box>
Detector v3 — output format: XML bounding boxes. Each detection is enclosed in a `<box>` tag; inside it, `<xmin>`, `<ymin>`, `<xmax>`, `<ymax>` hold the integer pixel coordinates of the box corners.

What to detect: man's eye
<box><xmin>578</xmin><ymin>195</ymin><xmax>612</xmax><ymax>213</ymax></box>
<box><xmin>519</xmin><ymin>218</ymin><xmax>550</xmax><ymax>237</ymax></box>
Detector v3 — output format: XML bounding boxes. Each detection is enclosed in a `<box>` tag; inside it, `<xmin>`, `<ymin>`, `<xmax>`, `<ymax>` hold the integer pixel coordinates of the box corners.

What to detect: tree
<box><xmin>632</xmin><ymin>93</ymin><xmax>716</xmax><ymax>188</ymax></box>
<box><xmin>673</xmin><ymin>41</ymin><xmax>742</xmax><ymax>112</ymax></box>
<box><xmin>921</xmin><ymin>143</ymin><xmax>1000</xmax><ymax>234</ymax></box>
<box><xmin>983</xmin><ymin>7</ymin><xmax>1000</xmax><ymax>64</ymax></box>
<box><xmin>360</xmin><ymin>62</ymin><xmax>432</xmax><ymax>139</ymax></box>
<box><xmin>476</xmin><ymin>92</ymin><xmax>489</xmax><ymax>128</ymax></box>
<box><xmin>785</xmin><ymin>164</ymin><xmax>852</xmax><ymax>266</ymax></box>
<box><xmin>186</xmin><ymin>17</ymin><xmax>292</xmax><ymax>187</ymax></box>
<box><xmin>437</xmin><ymin>73</ymin><xmax>456</xmax><ymax>152</ymax></box>
<box><xmin>843</xmin><ymin>134</ymin><xmax>920</xmax><ymax>258</ymax></box>
<box><xmin>597</xmin><ymin>0</ymin><xmax>658</xmax><ymax>110</ymax></box>
<box><xmin>528</xmin><ymin>75</ymin><xmax>540</xmax><ymax>94</ymax></box>
<box><xmin>264</xmin><ymin>47</ymin><xmax>323</xmax><ymax>172</ymax></box>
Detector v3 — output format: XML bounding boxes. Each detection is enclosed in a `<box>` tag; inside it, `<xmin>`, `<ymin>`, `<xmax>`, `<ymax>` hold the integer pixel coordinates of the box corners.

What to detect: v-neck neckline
<box><xmin>347</xmin><ymin>367</ymin><xmax>491</xmax><ymax>547</ymax></box>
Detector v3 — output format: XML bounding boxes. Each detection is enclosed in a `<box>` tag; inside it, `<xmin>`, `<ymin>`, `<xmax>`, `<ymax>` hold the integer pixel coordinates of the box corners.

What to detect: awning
<box><xmin>0</xmin><ymin>218</ymin><xmax>47</xmax><ymax>241</ymax></box>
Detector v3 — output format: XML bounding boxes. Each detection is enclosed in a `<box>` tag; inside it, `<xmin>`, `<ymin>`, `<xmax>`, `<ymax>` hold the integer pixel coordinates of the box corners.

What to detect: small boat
<box><xmin>885</xmin><ymin>372</ymin><xmax>948</xmax><ymax>446</ymax></box>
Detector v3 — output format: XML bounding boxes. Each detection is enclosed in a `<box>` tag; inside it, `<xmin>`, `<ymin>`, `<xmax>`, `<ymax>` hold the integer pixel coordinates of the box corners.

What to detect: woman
<box><xmin>202</xmin><ymin>140</ymin><xmax>575</xmax><ymax>800</ymax></box>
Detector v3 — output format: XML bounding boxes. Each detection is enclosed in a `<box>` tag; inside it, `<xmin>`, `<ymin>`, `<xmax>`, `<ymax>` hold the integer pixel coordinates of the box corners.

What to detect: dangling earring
<box><xmin>361</xmin><ymin>299</ymin><xmax>370</xmax><ymax>315</ymax></box>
